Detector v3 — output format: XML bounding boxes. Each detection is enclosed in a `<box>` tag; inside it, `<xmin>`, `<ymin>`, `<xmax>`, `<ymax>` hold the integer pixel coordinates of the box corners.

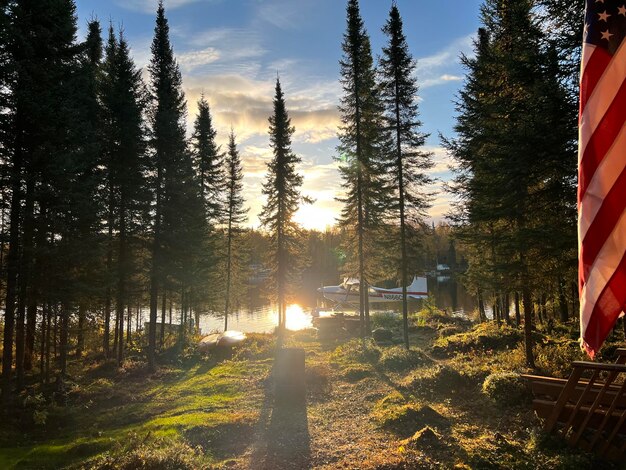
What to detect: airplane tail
<box><xmin>408</xmin><ymin>276</ymin><xmax>427</xmax><ymax>294</ymax></box>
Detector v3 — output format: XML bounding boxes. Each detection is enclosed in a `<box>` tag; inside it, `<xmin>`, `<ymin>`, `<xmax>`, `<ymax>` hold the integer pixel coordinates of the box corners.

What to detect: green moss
<box><xmin>330</xmin><ymin>338</ymin><xmax>381</xmax><ymax>365</ymax></box>
<box><xmin>482</xmin><ymin>372</ymin><xmax>530</xmax><ymax>406</ymax></box>
<box><xmin>378</xmin><ymin>346</ymin><xmax>432</xmax><ymax>372</ymax></box>
<box><xmin>432</xmin><ymin>322</ymin><xmax>524</xmax><ymax>357</ymax></box>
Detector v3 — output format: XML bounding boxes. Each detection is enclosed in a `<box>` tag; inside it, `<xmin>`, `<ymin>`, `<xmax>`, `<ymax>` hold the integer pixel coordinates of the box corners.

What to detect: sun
<box><xmin>293</xmin><ymin>203</ymin><xmax>337</xmax><ymax>231</ymax></box>
<box><xmin>285</xmin><ymin>304</ymin><xmax>312</xmax><ymax>331</ymax></box>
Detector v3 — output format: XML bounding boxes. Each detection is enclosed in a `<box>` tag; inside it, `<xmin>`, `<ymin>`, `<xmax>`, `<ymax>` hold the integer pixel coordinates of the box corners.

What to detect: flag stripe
<box><xmin>580</xmin><ymin>209</ymin><xmax>626</xmax><ymax>333</ymax></box>
<box><xmin>579</xmin><ymin>166</ymin><xmax>626</xmax><ymax>283</ymax></box>
<box><xmin>579</xmin><ymin>38</ymin><xmax>626</xmax><ymax>161</ymax></box>
<box><xmin>578</xmin><ymin>77</ymin><xmax>626</xmax><ymax>201</ymax></box>
<box><xmin>579</xmin><ymin>122</ymin><xmax>626</xmax><ymax>243</ymax></box>
<box><xmin>582</xmin><ymin>251</ymin><xmax>626</xmax><ymax>355</ymax></box>
<box><xmin>579</xmin><ymin>45</ymin><xmax>612</xmax><ymax>115</ymax></box>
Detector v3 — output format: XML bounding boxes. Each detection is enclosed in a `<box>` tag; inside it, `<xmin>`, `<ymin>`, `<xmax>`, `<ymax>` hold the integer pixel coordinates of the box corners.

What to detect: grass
<box><xmin>1</xmin><ymin>317</ymin><xmax>624</xmax><ymax>469</ymax></box>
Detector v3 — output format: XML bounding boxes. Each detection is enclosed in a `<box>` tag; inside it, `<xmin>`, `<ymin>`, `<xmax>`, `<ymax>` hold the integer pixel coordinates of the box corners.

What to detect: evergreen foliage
<box><xmin>192</xmin><ymin>95</ymin><xmax>224</xmax><ymax>225</ymax></box>
<box><xmin>445</xmin><ymin>0</ymin><xmax>577</xmax><ymax>366</ymax></box>
<box><xmin>147</xmin><ymin>1</ymin><xmax>191</xmax><ymax>367</ymax></box>
<box><xmin>223</xmin><ymin>130</ymin><xmax>248</xmax><ymax>329</ymax></box>
<box><xmin>337</xmin><ymin>0</ymin><xmax>390</xmax><ymax>335</ymax></box>
<box><xmin>260</xmin><ymin>79</ymin><xmax>307</xmax><ymax>330</ymax></box>
<box><xmin>379</xmin><ymin>3</ymin><xmax>433</xmax><ymax>349</ymax></box>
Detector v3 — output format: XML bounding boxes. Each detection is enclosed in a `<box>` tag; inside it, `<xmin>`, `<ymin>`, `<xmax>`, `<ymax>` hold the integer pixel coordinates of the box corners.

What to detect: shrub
<box><xmin>331</xmin><ymin>338</ymin><xmax>381</xmax><ymax>365</ymax></box>
<box><xmin>82</xmin><ymin>435</ymin><xmax>208</xmax><ymax>470</ymax></box>
<box><xmin>370</xmin><ymin>311</ymin><xmax>402</xmax><ymax>330</ymax></box>
<box><xmin>379</xmin><ymin>346</ymin><xmax>432</xmax><ymax>372</ymax></box>
<box><xmin>534</xmin><ymin>340</ymin><xmax>586</xmax><ymax>378</ymax></box>
<box><xmin>482</xmin><ymin>372</ymin><xmax>529</xmax><ymax>406</ymax></box>
<box><xmin>403</xmin><ymin>364</ymin><xmax>468</xmax><ymax>396</ymax></box>
<box><xmin>232</xmin><ymin>333</ymin><xmax>275</xmax><ymax>360</ymax></box>
<box><xmin>432</xmin><ymin>322</ymin><xmax>523</xmax><ymax>357</ymax></box>
<box><xmin>372</xmin><ymin>392</ymin><xmax>449</xmax><ymax>437</ymax></box>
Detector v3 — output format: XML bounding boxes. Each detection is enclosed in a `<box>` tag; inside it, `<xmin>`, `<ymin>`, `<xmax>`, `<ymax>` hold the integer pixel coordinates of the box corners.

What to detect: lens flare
<box><xmin>285</xmin><ymin>304</ymin><xmax>312</xmax><ymax>331</ymax></box>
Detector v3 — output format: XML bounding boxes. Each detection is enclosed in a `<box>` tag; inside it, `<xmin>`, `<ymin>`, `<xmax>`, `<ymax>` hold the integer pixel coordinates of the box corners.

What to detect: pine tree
<box><xmin>446</xmin><ymin>0</ymin><xmax>576</xmax><ymax>367</ymax></box>
<box><xmin>260</xmin><ymin>79</ymin><xmax>307</xmax><ymax>332</ymax></box>
<box><xmin>2</xmin><ymin>0</ymin><xmax>83</xmax><ymax>396</ymax></box>
<box><xmin>147</xmin><ymin>1</ymin><xmax>188</xmax><ymax>368</ymax></box>
<box><xmin>337</xmin><ymin>0</ymin><xmax>389</xmax><ymax>335</ymax></box>
<box><xmin>192</xmin><ymin>96</ymin><xmax>224</xmax><ymax>225</ymax></box>
<box><xmin>379</xmin><ymin>3</ymin><xmax>433</xmax><ymax>349</ymax></box>
<box><xmin>223</xmin><ymin>130</ymin><xmax>248</xmax><ymax>330</ymax></box>
<box><xmin>101</xmin><ymin>25</ymin><xmax>118</xmax><ymax>358</ymax></box>
<box><xmin>72</xmin><ymin>19</ymin><xmax>104</xmax><ymax>361</ymax></box>
<box><xmin>101</xmin><ymin>28</ymin><xmax>148</xmax><ymax>367</ymax></box>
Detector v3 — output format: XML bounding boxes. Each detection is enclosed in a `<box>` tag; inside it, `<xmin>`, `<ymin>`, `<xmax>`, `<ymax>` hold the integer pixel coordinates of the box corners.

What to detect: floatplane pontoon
<box><xmin>317</xmin><ymin>276</ymin><xmax>428</xmax><ymax>307</ymax></box>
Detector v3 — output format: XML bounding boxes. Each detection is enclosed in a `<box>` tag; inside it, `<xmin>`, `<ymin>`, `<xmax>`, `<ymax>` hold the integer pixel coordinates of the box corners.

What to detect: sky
<box><xmin>75</xmin><ymin>0</ymin><xmax>484</xmax><ymax>231</ymax></box>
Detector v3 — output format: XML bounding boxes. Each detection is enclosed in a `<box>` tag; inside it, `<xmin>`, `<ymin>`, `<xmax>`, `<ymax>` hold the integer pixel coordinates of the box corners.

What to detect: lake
<box><xmin>194</xmin><ymin>276</ymin><xmax>480</xmax><ymax>334</ymax></box>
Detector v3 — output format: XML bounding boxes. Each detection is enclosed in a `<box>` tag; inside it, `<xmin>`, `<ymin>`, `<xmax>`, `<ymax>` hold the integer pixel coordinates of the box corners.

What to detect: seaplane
<box><xmin>318</xmin><ymin>276</ymin><xmax>428</xmax><ymax>307</ymax></box>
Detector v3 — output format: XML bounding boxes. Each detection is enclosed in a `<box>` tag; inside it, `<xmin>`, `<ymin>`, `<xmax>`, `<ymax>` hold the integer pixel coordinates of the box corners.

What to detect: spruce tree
<box><xmin>101</xmin><ymin>25</ymin><xmax>118</xmax><ymax>358</ymax></box>
<box><xmin>72</xmin><ymin>19</ymin><xmax>104</xmax><ymax>361</ymax></box>
<box><xmin>337</xmin><ymin>0</ymin><xmax>389</xmax><ymax>335</ymax></box>
<box><xmin>223</xmin><ymin>130</ymin><xmax>248</xmax><ymax>330</ymax></box>
<box><xmin>192</xmin><ymin>96</ymin><xmax>224</xmax><ymax>225</ymax></box>
<box><xmin>379</xmin><ymin>3</ymin><xmax>433</xmax><ymax>349</ymax></box>
<box><xmin>147</xmin><ymin>1</ymin><xmax>188</xmax><ymax>368</ymax></box>
<box><xmin>446</xmin><ymin>0</ymin><xmax>576</xmax><ymax>367</ymax></box>
<box><xmin>101</xmin><ymin>29</ymin><xmax>148</xmax><ymax>367</ymax></box>
<box><xmin>260</xmin><ymin>79</ymin><xmax>307</xmax><ymax>332</ymax></box>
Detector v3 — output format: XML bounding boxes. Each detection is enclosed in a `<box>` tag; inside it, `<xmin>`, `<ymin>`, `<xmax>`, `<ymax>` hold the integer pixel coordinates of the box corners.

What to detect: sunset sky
<box><xmin>75</xmin><ymin>0</ymin><xmax>483</xmax><ymax>231</ymax></box>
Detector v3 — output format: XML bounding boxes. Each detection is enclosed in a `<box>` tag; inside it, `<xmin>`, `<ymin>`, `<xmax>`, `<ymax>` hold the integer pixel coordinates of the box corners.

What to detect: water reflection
<box><xmin>199</xmin><ymin>303</ymin><xmax>313</xmax><ymax>334</ymax></box>
<box><xmin>135</xmin><ymin>279</ymin><xmax>482</xmax><ymax>335</ymax></box>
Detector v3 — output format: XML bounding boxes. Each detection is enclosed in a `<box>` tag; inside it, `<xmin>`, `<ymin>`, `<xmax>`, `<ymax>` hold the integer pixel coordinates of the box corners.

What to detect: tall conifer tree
<box><xmin>223</xmin><ymin>130</ymin><xmax>248</xmax><ymax>330</ymax></box>
<box><xmin>147</xmin><ymin>1</ymin><xmax>188</xmax><ymax>368</ymax></box>
<box><xmin>101</xmin><ymin>29</ymin><xmax>148</xmax><ymax>367</ymax></box>
<box><xmin>379</xmin><ymin>3</ymin><xmax>433</xmax><ymax>349</ymax></box>
<box><xmin>260</xmin><ymin>79</ymin><xmax>306</xmax><ymax>331</ymax></box>
<box><xmin>446</xmin><ymin>0</ymin><xmax>576</xmax><ymax>367</ymax></box>
<box><xmin>337</xmin><ymin>0</ymin><xmax>389</xmax><ymax>335</ymax></box>
<box><xmin>192</xmin><ymin>96</ymin><xmax>224</xmax><ymax>225</ymax></box>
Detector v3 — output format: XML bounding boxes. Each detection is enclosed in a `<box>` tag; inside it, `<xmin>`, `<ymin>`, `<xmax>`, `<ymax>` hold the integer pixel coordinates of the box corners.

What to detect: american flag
<box><xmin>579</xmin><ymin>0</ymin><xmax>626</xmax><ymax>357</ymax></box>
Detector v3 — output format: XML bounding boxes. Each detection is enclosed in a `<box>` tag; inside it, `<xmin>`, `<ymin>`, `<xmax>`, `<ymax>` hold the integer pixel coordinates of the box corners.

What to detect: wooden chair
<box><xmin>522</xmin><ymin>349</ymin><xmax>626</xmax><ymax>460</ymax></box>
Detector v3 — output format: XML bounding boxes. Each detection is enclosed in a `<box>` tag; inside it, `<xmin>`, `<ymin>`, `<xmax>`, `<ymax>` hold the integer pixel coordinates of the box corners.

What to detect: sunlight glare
<box><xmin>293</xmin><ymin>204</ymin><xmax>336</xmax><ymax>231</ymax></box>
<box><xmin>285</xmin><ymin>304</ymin><xmax>312</xmax><ymax>331</ymax></box>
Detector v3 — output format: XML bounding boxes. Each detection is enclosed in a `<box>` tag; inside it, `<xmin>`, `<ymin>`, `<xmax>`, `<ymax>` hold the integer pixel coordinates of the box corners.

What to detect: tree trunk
<box><xmin>15</xmin><ymin>174</ymin><xmax>35</xmax><ymax>391</ymax></box>
<box><xmin>25</xmin><ymin>301</ymin><xmax>37</xmax><ymax>370</ymax></box>
<box><xmin>76</xmin><ymin>303</ymin><xmax>86</xmax><ymax>357</ymax></box>
<box><xmin>478</xmin><ymin>289</ymin><xmax>486</xmax><ymax>322</ymax></box>
<box><xmin>503</xmin><ymin>293</ymin><xmax>510</xmax><ymax>325</ymax></box>
<box><xmin>45</xmin><ymin>303</ymin><xmax>52</xmax><ymax>385</ymax></box>
<box><xmin>558</xmin><ymin>278</ymin><xmax>568</xmax><ymax>323</ymax></box>
<box><xmin>58</xmin><ymin>303</ymin><xmax>69</xmax><ymax>377</ymax></box>
<box><xmin>522</xmin><ymin>287</ymin><xmax>535</xmax><ymax>368</ymax></box>
<box><xmin>39</xmin><ymin>304</ymin><xmax>47</xmax><ymax>383</ymax></box>
<box><xmin>514</xmin><ymin>292</ymin><xmax>521</xmax><ymax>327</ymax></box>
<box><xmin>225</xmin><ymin>219</ymin><xmax>233</xmax><ymax>331</ymax></box>
<box><xmin>160</xmin><ymin>289</ymin><xmax>166</xmax><ymax>347</ymax></box>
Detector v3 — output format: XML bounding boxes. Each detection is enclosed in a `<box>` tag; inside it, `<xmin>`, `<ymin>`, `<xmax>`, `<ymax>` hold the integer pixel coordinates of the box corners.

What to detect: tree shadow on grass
<box><xmin>250</xmin><ymin>376</ymin><xmax>311</xmax><ymax>469</ymax></box>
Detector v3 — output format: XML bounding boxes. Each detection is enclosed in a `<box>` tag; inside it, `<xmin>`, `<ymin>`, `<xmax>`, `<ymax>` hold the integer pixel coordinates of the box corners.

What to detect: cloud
<box><xmin>424</xmin><ymin>146</ymin><xmax>453</xmax><ymax>175</ymax></box>
<box><xmin>416</xmin><ymin>34</ymin><xmax>475</xmax><ymax>89</ymax></box>
<box><xmin>177</xmin><ymin>47</ymin><xmax>221</xmax><ymax>72</ymax></box>
<box><xmin>115</xmin><ymin>0</ymin><xmax>220</xmax><ymax>14</ymax></box>
<box><xmin>255</xmin><ymin>0</ymin><xmax>315</xmax><ymax>30</ymax></box>
<box><xmin>184</xmin><ymin>74</ymin><xmax>341</xmax><ymax>144</ymax></box>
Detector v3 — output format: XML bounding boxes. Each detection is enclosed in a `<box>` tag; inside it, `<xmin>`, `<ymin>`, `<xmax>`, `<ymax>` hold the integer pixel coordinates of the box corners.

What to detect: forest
<box><xmin>1</xmin><ymin>0</ymin><xmax>615</xmax><ymax>468</ymax></box>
